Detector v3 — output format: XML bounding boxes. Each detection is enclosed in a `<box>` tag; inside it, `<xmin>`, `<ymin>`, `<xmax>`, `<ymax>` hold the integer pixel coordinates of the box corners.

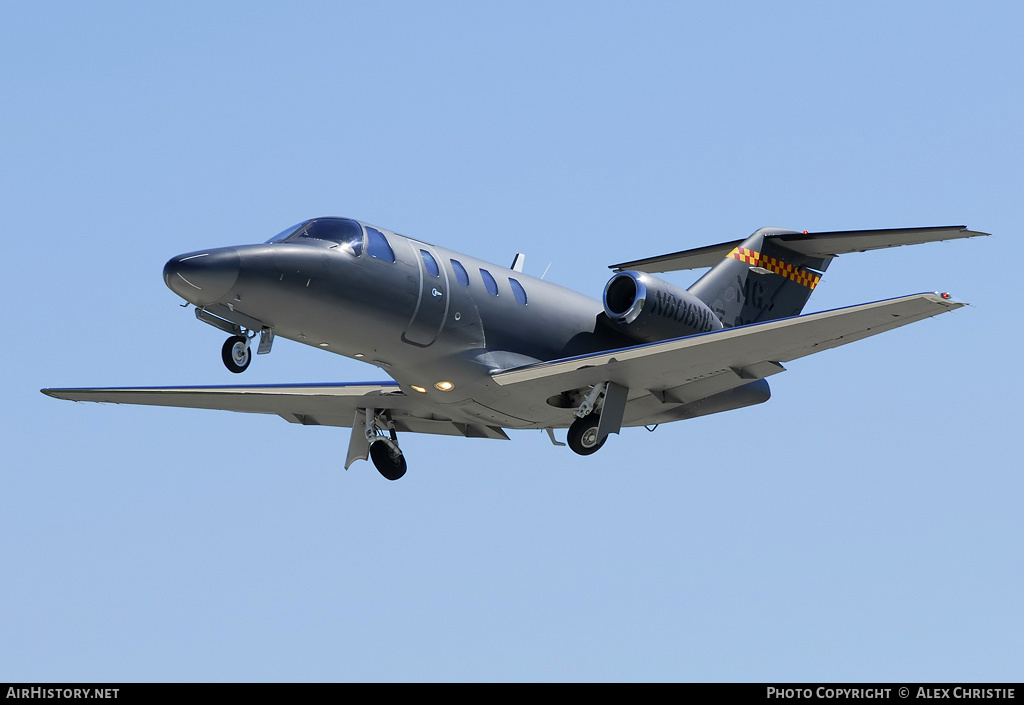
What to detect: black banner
<box><xmin>1</xmin><ymin>683</ymin><xmax>1022</xmax><ymax>695</ymax></box>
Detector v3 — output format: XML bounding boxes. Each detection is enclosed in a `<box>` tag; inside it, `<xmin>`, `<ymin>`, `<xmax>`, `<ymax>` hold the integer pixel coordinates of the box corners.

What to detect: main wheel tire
<box><xmin>370</xmin><ymin>441</ymin><xmax>408</xmax><ymax>481</ymax></box>
<box><xmin>221</xmin><ymin>335</ymin><xmax>251</xmax><ymax>373</ymax></box>
<box><xmin>567</xmin><ymin>413</ymin><xmax>606</xmax><ymax>456</ymax></box>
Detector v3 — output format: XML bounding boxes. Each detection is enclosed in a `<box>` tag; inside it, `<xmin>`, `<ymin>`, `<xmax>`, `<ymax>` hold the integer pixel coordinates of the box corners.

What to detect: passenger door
<box><xmin>402</xmin><ymin>242</ymin><xmax>450</xmax><ymax>347</ymax></box>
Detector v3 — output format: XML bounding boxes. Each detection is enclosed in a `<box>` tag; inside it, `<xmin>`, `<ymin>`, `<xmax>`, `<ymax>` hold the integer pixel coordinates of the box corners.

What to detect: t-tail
<box><xmin>687</xmin><ymin>228</ymin><xmax>828</xmax><ymax>327</ymax></box>
<box><xmin>609</xmin><ymin>225</ymin><xmax>988</xmax><ymax>329</ymax></box>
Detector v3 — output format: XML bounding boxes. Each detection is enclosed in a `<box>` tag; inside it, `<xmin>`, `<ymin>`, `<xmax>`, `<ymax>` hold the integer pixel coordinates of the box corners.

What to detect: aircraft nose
<box><xmin>163</xmin><ymin>248</ymin><xmax>241</xmax><ymax>305</ymax></box>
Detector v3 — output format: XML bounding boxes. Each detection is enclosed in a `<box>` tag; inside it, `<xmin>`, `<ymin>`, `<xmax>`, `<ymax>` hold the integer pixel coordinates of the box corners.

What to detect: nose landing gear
<box><xmin>221</xmin><ymin>335</ymin><xmax>252</xmax><ymax>373</ymax></box>
<box><xmin>220</xmin><ymin>327</ymin><xmax>273</xmax><ymax>373</ymax></box>
<box><xmin>194</xmin><ymin>307</ymin><xmax>273</xmax><ymax>374</ymax></box>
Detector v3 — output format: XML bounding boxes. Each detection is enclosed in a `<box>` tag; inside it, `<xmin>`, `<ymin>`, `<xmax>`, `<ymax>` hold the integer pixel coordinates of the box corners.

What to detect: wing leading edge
<box><xmin>41</xmin><ymin>382</ymin><xmax>509</xmax><ymax>440</ymax></box>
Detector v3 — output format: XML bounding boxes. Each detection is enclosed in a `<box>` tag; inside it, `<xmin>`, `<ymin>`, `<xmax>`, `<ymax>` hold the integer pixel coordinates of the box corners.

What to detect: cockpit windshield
<box><xmin>264</xmin><ymin>217</ymin><xmax>365</xmax><ymax>256</ymax></box>
<box><xmin>265</xmin><ymin>221</ymin><xmax>308</xmax><ymax>243</ymax></box>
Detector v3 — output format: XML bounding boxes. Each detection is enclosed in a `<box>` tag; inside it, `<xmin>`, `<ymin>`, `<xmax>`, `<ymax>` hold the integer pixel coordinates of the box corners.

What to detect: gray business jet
<box><xmin>43</xmin><ymin>220</ymin><xmax>986</xmax><ymax>480</ymax></box>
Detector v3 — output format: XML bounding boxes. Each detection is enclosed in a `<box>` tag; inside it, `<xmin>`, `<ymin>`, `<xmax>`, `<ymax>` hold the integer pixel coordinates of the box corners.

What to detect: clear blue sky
<box><xmin>1</xmin><ymin>1</ymin><xmax>1020</xmax><ymax>682</ymax></box>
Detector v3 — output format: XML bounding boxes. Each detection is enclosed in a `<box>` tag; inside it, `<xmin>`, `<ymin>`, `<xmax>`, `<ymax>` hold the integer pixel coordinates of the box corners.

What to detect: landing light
<box><xmin>411</xmin><ymin>385</ymin><xmax>427</xmax><ymax>394</ymax></box>
<box><xmin>434</xmin><ymin>381</ymin><xmax>455</xmax><ymax>392</ymax></box>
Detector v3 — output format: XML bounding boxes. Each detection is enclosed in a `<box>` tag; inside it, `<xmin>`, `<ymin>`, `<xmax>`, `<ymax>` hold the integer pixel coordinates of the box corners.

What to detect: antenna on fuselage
<box><xmin>511</xmin><ymin>253</ymin><xmax>526</xmax><ymax>272</ymax></box>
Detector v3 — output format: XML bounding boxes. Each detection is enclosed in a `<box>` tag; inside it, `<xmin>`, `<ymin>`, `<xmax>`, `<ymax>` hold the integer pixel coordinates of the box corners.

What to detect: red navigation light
<box><xmin>941</xmin><ymin>292</ymin><xmax>952</xmax><ymax>299</ymax></box>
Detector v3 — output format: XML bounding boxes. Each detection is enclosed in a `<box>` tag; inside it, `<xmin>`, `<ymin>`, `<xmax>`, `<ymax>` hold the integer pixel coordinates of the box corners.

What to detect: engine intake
<box><xmin>603</xmin><ymin>271</ymin><xmax>723</xmax><ymax>343</ymax></box>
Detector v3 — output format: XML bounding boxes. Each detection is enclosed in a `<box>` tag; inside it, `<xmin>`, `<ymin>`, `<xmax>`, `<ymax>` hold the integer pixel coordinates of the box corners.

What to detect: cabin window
<box><xmin>299</xmin><ymin>218</ymin><xmax>364</xmax><ymax>256</ymax></box>
<box><xmin>421</xmin><ymin>250</ymin><xmax>440</xmax><ymax>277</ymax></box>
<box><xmin>366</xmin><ymin>227</ymin><xmax>396</xmax><ymax>263</ymax></box>
<box><xmin>451</xmin><ymin>259</ymin><xmax>469</xmax><ymax>286</ymax></box>
<box><xmin>509</xmin><ymin>278</ymin><xmax>528</xmax><ymax>305</ymax></box>
<box><xmin>480</xmin><ymin>268</ymin><xmax>499</xmax><ymax>296</ymax></box>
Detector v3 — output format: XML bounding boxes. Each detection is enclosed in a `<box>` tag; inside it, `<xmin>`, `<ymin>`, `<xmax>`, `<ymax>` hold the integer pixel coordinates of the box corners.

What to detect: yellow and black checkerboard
<box><xmin>726</xmin><ymin>247</ymin><xmax>822</xmax><ymax>290</ymax></box>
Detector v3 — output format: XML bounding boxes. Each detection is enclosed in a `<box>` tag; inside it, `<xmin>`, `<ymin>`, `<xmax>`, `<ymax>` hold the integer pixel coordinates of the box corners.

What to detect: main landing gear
<box><xmin>365</xmin><ymin>409</ymin><xmax>407</xmax><ymax>481</ymax></box>
<box><xmin>567</xmin><ymin>413</ymin><xmax>606</xmax><ymax>455</ymax></box>
<box><xmin>563</xmin><ymin>381</ymin><xmax>628</xmax><ymax>456</ymax></box>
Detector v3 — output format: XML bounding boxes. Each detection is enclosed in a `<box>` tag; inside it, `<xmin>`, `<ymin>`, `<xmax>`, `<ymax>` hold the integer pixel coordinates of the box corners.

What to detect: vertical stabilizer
<box><xmin>687</xmin><ymin>228</ymin><xmax>832</xmax><ymax>328</ymax></box>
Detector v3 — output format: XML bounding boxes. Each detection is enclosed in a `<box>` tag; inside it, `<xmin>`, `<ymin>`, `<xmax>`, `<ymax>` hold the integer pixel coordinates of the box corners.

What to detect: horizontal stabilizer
<box><xmin>610</xmin><ymin>226</ymin><xmax>988</xmax><ymax>273</ymax></box>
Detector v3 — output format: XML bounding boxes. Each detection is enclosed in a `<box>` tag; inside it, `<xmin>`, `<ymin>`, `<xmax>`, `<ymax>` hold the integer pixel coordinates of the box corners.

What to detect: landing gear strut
<box><xmin>566</xmin><ymin>383</ymin><xmax>609</xmax><ymax>456</ymax></box>
<box><xmin>365</xmin><ymin>409</ymin><xmax>407</xmax><ymax>481</ymax></box>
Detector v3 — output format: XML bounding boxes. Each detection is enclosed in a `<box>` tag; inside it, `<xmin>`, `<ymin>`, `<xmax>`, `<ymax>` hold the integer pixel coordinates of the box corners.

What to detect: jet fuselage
<box><xmin>163</xmin><ymin>219</ymin><xmax>642</xmax><ymax>430</ymax></box>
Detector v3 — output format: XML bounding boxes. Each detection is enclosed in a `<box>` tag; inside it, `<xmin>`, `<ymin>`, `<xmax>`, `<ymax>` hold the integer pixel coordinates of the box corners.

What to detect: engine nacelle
<box><xmin>603</xmin><ymin>270</ymin><xmax>723</xmax><ymax>343</ymax></box>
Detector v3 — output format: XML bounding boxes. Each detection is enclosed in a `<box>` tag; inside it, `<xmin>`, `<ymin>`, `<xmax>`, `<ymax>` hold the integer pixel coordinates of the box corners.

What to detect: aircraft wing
<box><xmin>492</xmin><ymin>293</ymin><xmax>964</xmax><ymax>414</ymax></box>
<box><xmin>44</xmin><ymin>293</ymin><xmax>964</xmax><ymax>442</ymax></box>
<box><xmin>41</xmin><ymin>382</ymin><xmax>510</xmax><ymax>440</ymax></box>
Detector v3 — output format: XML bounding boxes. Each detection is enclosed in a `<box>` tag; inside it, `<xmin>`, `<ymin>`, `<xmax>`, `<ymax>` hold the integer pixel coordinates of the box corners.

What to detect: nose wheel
<box><xmin>221</xmin><ymin>335</ymin><xmax>251</xmax><ymax>373</ymax></box>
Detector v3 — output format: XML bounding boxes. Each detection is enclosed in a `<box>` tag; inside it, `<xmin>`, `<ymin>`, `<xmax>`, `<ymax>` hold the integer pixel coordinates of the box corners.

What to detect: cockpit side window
<box><xmin>366</xmin><ymin>227</ymin><xmax>396</xmax><ymax>262</ymax></box>
<box><xmin>298</xmin><ymin>218</ymin><xmax>364</xmax><ymax>256</ymax></box>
